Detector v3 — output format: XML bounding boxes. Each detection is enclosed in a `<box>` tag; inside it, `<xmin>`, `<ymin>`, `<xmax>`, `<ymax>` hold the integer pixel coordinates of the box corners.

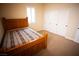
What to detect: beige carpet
<box><xmin>36</xmin><ymin>30</ymin><xmax>79</xmax><ymax>56</ymax></box>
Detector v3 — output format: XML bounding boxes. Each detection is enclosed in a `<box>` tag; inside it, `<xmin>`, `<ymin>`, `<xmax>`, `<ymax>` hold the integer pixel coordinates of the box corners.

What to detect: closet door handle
<box><xmin>65</xmin><ymin>25</ymin><xmax>68</xmax><ymax>27</ymax></box>
<box><xmin>56</xmin><ymin>24</ymin><xmax>58</xmax><ymax>26</ymax></box>
<box><xmin>77</xmin><ymin>28</ymin><xmax>79</xmax><ymax>29</ymax></box>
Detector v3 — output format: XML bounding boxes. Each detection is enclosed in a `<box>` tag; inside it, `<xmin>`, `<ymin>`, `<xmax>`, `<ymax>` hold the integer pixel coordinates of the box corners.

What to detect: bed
<box><xmin>0</xmin><ymin>17</ymin><xmax>48</xmax><ymax>56</ymax></box>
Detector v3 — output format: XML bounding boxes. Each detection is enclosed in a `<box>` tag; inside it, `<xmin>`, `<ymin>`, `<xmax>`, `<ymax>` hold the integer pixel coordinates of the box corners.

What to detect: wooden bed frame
<box><xmin>0</xmin><ymin>17</ymin><xmax>48</xmax><ymax>56</ymax></box>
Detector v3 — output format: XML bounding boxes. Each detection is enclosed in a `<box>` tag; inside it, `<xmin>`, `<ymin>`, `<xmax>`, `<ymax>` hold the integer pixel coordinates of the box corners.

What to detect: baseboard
<box><xmin>65</xmin><ymin>36</ymin><xmax>79</xmax><ymax>44</ymax></box>
<box><xmin>44</xmin><ymin>29</ymin><xmax>79</xmax><ymax>44</ymax></box>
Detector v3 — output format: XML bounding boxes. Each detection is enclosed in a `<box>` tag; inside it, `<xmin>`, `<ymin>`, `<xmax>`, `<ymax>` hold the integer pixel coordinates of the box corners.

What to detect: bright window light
<box><xmin>27</xmin><ymin>7</ymin><xmax>35</xmax><ymax>24</ymax></box>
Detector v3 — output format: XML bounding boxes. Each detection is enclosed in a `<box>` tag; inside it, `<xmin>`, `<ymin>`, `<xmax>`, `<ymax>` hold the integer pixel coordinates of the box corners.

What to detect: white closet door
<box><xmin>75</xmin><ymin>20</ymin><xmax>79</xmax><ymax>43</ymax></box>
<box><xmin>44</xmin><ymin>9</ymin><xmax>69</xmax><ymax>37</ymax></box>
<box><xmin>44</xmin><ymin>10</ymin><xmax>58</xmax><ymax>34</ymax></box>
<box><xmin>49</xmin><ymin>10</ymin><xmax>58</xmax><ymax>34</ymax></box>
<box><xmin>56</xmin><ymin>10</ymin><xmax>69</xmax><ymax>36</ymax></box>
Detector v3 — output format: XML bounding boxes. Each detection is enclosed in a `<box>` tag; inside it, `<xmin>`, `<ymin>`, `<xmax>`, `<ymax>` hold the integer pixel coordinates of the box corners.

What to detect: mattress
<box><xmin>0</xmin><ymin>27</ymin><xmax>43</xmax><ymax>50</ymax></box>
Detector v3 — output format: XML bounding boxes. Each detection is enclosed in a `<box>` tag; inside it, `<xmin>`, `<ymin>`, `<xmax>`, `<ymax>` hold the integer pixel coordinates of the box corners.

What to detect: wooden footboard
<box><xmin>5</xmin><ymin>31</ymin><xmax>48</xmax><ymax>56</ymax></box>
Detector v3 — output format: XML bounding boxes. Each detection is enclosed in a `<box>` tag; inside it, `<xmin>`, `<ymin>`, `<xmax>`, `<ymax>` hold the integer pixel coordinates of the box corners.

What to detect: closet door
<box><xmin>44</xmin><ymin>9</ymin><xmax>69</xmax><ymax>37</ymax></box>
<box><xmin>49</xmin><ymin>10</ymin><xmax>58</xmax><ymax>34</ymax></box>
<box><xmin>44</xmin><ymin>10</ymin><xmax>58</xmax><ymax>34</ymax></box>
<box><xmin>75</xmin><ymin>24</ymin><xmax>79</xmax><ymax>43</ymax></box>
<box><xmin>56</xmin><ymin>10</ymin><xmax>69</xmax><ymax>36</ymax></box>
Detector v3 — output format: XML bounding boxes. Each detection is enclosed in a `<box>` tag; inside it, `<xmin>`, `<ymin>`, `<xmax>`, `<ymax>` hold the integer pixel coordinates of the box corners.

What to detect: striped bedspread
<box><xmin>0</xmin><ymin>27</ymin><xmax>43</xmax><ymax>50</ymax></box>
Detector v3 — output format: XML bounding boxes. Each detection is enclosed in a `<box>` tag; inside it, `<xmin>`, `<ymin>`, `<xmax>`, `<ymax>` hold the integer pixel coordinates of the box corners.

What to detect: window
<box><xmin>27</xmin><ymin>7</ymin><xmax>35</xmax><ymax>24</ymax></box>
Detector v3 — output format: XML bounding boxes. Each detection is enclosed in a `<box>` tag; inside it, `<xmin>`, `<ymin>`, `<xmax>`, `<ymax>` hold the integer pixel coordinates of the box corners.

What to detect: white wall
<box><xmin>43</xmin><ymin>4</ymin><xmax>79</xmax><ymax>42</ymax></box>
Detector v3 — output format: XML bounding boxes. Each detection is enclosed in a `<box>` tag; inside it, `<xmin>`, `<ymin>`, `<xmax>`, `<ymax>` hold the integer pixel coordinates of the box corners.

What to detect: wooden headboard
<box><xmin>2</xmin><ymin>17</ymin><xmax>28</xmax><ymax>31</ymax></box>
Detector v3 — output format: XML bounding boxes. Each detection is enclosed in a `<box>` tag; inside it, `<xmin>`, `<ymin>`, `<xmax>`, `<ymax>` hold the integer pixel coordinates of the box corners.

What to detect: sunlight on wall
<box><xmin>27</xmin><ymin>7</ymin><xmax>36</xmax><ymax>24</ymax></box>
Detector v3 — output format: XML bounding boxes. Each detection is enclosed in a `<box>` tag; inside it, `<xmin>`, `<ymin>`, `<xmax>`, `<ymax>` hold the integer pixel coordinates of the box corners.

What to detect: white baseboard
<box><xmin>65</xmin><ymin>36</ymin><xmax>79</xmax><ymax>43</ymax></box>
<box><xmin>44</xmin><ymin>29</ymin><xmax>79</xmax><ymax>43</ymax></box>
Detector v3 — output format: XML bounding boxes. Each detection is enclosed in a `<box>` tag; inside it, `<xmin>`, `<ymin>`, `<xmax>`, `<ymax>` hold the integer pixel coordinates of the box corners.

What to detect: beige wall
<box><xmin>1</xmin><ymin>3</ymin><xmax>44</xmax><ymax>31</ymax></box>
<box><xmin>43</xmin><ymin>4</ymin><xmax>79</xmax><ymax>40</ymax></box>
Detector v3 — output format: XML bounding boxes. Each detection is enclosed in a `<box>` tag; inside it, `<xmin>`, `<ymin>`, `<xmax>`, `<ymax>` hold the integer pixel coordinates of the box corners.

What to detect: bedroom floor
<box><xmin>36</xmin><ymin>30</ymin><xmax>79</xmax><ymax>56</ymax></box>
